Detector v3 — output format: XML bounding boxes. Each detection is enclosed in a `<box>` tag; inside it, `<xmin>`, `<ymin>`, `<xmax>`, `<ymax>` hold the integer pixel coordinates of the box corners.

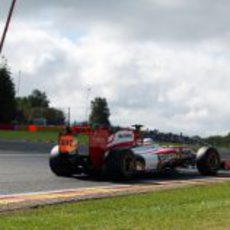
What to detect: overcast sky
<box><xmin>1</xmin><ymin>0</ymin><xmax>230</xmax><ymax>136</ymax></box>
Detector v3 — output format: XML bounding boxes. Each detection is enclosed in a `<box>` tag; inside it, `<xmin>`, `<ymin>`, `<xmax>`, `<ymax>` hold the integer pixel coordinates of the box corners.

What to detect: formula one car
<box><xmin>49</xmin><ymin>125</ymin><xmax>230</xmax><ymax>179</ymax></box>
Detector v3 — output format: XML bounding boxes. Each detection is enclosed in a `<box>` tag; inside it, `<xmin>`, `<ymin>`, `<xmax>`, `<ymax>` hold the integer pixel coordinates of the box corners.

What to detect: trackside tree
<box><xmin>28</xmin><ymin>89</ymin><xmax>49</xmax><ymax>108</ymax></box>
<box><xmin>89</xmin><ymin>97</ymin><xmax>111</xmax><ymax>126</ymax></box>
<box><xmin>0</xmin><ymin>65</ymin><xmax>16</xmax><ymax>123</ymax></box>
<box><xmin>17</xmin><ymin>89</ymin><xmax>65</xmax><ymax>125</ymax></box>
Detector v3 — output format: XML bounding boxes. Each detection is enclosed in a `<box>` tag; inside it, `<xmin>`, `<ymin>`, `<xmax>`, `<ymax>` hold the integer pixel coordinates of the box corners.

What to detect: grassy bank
<box><xmin>0</xmin><ymin>183</ymin><xmax>230</xmax><ymax>229</ymax></box>
<box><xmin>0</xmin><ymin>130</ymin><xmax>58</xmax><ymax>142</ymax></box>
<box><xmin>0</xmin><ymin>130</ymin><xmax>88</xmax><ymax>143</ymax></box>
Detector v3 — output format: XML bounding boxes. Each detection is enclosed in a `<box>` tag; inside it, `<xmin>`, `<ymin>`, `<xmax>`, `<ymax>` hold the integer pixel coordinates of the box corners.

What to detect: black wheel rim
<box><xmin>123</xmin><ymin>155</ymin><xmax>134</xmax><ymax>173</ymax></box>
<box><xmin>208</xmin><ymin>152</ymin><xmax>219</xmax><ymax>170</ymax></box>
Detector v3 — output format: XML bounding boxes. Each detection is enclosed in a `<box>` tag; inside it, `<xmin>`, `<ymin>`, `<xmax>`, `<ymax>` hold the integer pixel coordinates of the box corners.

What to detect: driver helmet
<box><xmin>143</xmin><ymin>138</ymin><xmax>154</xmax><ymax>146</ymax></box>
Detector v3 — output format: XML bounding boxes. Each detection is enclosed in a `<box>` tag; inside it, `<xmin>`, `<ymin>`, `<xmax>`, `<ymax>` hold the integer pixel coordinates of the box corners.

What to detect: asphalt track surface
<box><xmin>0</xmin><ymin>140</ymin><xmax>115</xmax><ymax>195</ymax></box>
<box><xmin>0</xmin><ymin>140</ymin><xmax>229</xmax><ymax>196</ymax></box>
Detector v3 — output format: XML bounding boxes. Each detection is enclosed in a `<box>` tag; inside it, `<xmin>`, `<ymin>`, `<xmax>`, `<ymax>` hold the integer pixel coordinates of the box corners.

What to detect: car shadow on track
<box><xmin>71</xmin><ymin>169</ymin><xmax>230</xmax><ymax>185</ymax></box>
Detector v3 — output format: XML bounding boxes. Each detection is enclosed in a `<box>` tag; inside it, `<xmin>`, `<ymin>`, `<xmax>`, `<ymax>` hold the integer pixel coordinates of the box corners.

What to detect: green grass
<box><xmin>0</xmin><ymin>130</ymin><xmax>88</xmax><ymax>144</ymax></box>
<box><xmin>1</xmin><ymin>183</ymin><xmax>230</xmax><ymax>230</ymax></box>
<box><xmin>0</xmin><ymin>130</ymin><xmax>58</xmax><ymax>142</ymax></box>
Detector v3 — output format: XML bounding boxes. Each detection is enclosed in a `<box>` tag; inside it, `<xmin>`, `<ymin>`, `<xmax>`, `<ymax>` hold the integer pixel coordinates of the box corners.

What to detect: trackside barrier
<box><xmin>28</xmin><ymin>125</ymin><xmax>37</xmax><ymax>132</ymax></box>
<box><xmin>0</xmin><ymin>125</ymin><xmax>65</xmax><ymax>132</ymax></box>
<box><xmin>0</xmin><ymin>124</ymin><xmax>15</xmax><ymax>130</ymax></box>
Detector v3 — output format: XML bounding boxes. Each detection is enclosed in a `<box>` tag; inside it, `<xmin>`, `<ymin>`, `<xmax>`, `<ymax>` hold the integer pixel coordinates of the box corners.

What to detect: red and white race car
<box><xmin>49</xmin><ymin>126</ymin><xmax>229</xmax><ymax>179</ymax></box>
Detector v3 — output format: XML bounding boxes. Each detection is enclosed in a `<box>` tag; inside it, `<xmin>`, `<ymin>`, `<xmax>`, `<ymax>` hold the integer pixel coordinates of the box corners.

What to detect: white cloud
<box><xmin>1</xmin><ymin>1</ymin><xmax>230</xmax><ymax>136</ymax></box>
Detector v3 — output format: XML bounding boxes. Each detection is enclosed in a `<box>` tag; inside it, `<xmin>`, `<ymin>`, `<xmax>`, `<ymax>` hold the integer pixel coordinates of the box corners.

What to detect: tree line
<box><xmin>205</xmin><ymin>134</ymin><xmax>230</xmax><ymax>148</ymax></box>
<box><xmin>0</xmin><ymin>64</ymin><xmax>65</xmax><ymax>125</ymax></box>
<box><xmin>0</xmin><ymin>63</ymin><xmax>111</xmax><ymax>126</ymax></box>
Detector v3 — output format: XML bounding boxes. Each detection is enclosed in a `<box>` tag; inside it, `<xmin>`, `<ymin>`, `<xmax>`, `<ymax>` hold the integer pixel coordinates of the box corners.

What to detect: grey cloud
<box><xmin>2</xmin><ymin>0</ymin><xmax>230</xmax><ymax>42</ymax></box>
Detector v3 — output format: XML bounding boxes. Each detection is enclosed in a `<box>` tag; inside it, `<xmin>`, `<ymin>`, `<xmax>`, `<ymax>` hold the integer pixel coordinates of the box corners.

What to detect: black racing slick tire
<box><xmin>105</xmin><ymin>149</ymin><xmax>136</xmax><ymax>179</ymax></box>
<box><xmin>196</xmin><ymin>147</ymin><xmax>220</xmax><ymax>176</ymax></box>
<box><xmin>49</xmin><ymin>154</ymin><xmax>74</xmax><ymax>177</ymax></box>
<box><xmin>50</xmin><ymin>155</ymin><xmax>74</xmax><ymax>177</ymax></box>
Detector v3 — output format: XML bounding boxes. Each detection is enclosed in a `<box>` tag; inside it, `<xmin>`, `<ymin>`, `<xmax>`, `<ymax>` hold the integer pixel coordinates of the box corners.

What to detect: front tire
<box><xmin>196</xmin><ymin>147</ymin><xmax>220</xmax><ymax>176</ymax></box>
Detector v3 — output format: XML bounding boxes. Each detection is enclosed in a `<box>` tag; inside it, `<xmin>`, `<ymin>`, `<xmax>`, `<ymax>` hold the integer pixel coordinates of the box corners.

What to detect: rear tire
<box><xmin>49</xmin><ymin>155</ymin><xmax>74</xmax><ymax>177</ymax></box>
<box><xmin>105</xmin><ymin>149</ymin><xmax>136</xmax><ymax>179</ymax></box>
<box><xmin>196</xmin><ymin>147</ymin><xmax>220</xmax><ymax>176</ymax></box>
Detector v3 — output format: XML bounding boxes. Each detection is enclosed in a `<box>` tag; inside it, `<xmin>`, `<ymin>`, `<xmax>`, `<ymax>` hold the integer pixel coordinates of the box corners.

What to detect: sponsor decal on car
<box><xmin>58</xmin><ymin>135</ymin><xmax>78</xmax><ymax>153</ymax></box>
